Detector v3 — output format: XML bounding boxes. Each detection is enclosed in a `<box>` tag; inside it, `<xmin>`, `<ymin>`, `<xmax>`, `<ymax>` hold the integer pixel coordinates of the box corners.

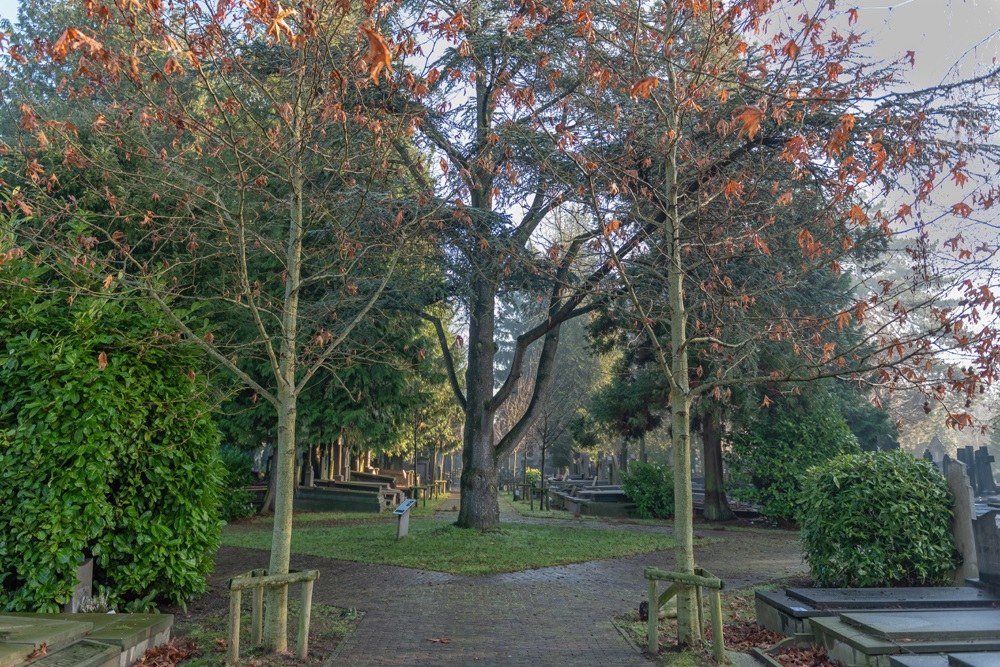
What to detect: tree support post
<box><xmin>644</xmin><ymin>566</ymin><xmax>725</xmax><ymax>664</ymax></box>
<box><xmin>228</xmin><ymin>569</ymin><xmax>320</xmax><ymax>665</ymax></box>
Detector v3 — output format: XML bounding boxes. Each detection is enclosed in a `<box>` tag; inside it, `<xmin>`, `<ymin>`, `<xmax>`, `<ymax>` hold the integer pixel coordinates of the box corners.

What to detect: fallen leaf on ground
<box><xmin>427</xmin><ymin>637</ymin><xmax>451</xmax><ymax>644</ymax></box>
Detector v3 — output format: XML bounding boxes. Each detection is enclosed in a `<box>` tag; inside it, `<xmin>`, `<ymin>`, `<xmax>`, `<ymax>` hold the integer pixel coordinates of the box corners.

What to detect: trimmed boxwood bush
<box><xmin>800</xmin><ymin>450</ymin><xmax>958</xmax><ymax>587</ymax></box>
<box><xmin>621</xmin><ymin>461</ymin><xmax>673</xmax><ymax>519</ymax></box>
<box><xmin>0</xmin><ymin>270</ymin><xmax>223</xmax><ymax>612</ymax></box>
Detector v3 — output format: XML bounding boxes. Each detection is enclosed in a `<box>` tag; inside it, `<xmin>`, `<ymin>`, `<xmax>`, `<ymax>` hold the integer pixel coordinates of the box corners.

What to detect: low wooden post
<box><xmin>251</xmin><ymin>586</ymin><xmax>264</xmax><ymax>645</ymax></box>
<box><xmin>647</xmin><ymin>578</ymin><xmax>658</xmax><ymax>654</ymax></box>
<box><xmin>251</xmin><ymin>569</ymin><xmax>265</xmax><ymax>645</ymax></box>
<box><xmin>710</xmin><ymin>588</ymin><xmax>724</xmax><ymax>664</ymax></box>
<box><xmin>227</xmin><ymin>588</ymin><xmax>242</xmax><ymax>666</ymax></box>
<box><xmin>298</xmin><ymin>579</ymin><xmax>315</xmax><ymax>659</ymax></box>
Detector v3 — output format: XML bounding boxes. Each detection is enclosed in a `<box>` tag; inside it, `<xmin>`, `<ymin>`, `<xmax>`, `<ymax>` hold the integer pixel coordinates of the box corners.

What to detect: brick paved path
<box><xmin>209</xmin><ymin>497</ymin><xmax>805</xmax><ymax>666</ymax></box>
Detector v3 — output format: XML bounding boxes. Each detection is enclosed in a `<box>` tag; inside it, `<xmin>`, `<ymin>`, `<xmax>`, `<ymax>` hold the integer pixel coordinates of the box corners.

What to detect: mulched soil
<box><xmin>705</xmin><ymin>622</ymin><xmax>839</xmax><ymax>666</ymax></box>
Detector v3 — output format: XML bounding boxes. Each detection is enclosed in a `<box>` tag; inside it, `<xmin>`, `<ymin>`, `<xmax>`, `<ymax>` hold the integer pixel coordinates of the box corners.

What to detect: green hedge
<box><xmin>0</xmin><ymin>273</ymin><xmax>222</xmax><ymax>611</ymax></box>
<box><xmin>621</xmin><ymin>461</ymin><xmax>673</xmax><ymax>519</ymax></box>
<box><xmin>800</xmin><ymin>450</ymin><xmax>958</xmax><ymax>587</ymax></box>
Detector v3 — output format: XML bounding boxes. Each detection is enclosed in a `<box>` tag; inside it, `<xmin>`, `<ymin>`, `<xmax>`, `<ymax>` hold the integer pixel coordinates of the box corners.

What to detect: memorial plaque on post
<box><xmin>394</xmin><ymin>499</ymin><xmax>417</xmax><ymax>539</ymax></box>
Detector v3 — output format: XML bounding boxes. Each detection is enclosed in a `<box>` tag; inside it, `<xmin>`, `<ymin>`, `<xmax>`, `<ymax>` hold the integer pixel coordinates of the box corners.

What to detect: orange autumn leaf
<box><xmin>836</xmin><ymin>310</ymin><xmax>851</xmax><ymax>330</ymax></box>
<box><xmin>360</xmin><ymin>23</ymin><xmax>393</xmax><ymax>84</ymax></box>
<box><xmin>721</xmin><ymin>179</ymin><xmax>743</xmax><ymax>201</ymax></box>
<box><xmin>629</xmin><ymin>76</ymin><xmax>659</xmax><ymax>99</ymax></box>
<box><xmin>97</xmin><ymin>351</ymin><xmax>108</xmax><ymax>370</ymax></box>
<box><xmin>51</xmin><ymin>28</ymin><xmax>104</xmax><ymax>63</ymax></box>
<box><xmin>266</xmin><ymin>3</ymin><xmax>297</xmax><ymax>43</ymax></box>
<box><xmin>781</xmin><ymin>39</ymin><xmax>799</xmax><ymax>59</ymax></box>
<box><xmin>952</xmin><ymin>202</ymin><xmax>973</xmax><ymax>218</ymax></box>
<box><xmin>733</xmin><ymin>106</ymin><xmax>765</xmax><ymax>140</ymax></box>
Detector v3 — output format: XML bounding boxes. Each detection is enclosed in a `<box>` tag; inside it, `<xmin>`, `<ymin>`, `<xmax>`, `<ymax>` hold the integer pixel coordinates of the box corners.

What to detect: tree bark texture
<box><xmin>701</xmin><ymin>406</ymin><xmax>734</xmax><ymax>521</ymax></box>
<box><xmin>457</xmin><ymin>281</ymin><xmax>501</xmax><ymax>529</ymax></box>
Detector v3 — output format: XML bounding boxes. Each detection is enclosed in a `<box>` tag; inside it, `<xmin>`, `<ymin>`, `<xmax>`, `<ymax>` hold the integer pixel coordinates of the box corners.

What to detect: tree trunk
<box><xmin>701</xmin><ymin>406</ymin><xmax>734</xmax><ymax>522</ymax></box>
<box><xmin>264</xmin><ymin>125</ymin><xmax>305</xmax><ymax>652</ymax></box>
<box><xmin>457</xmin><ymin>279</ymin><xmax>500</xmax><ymax>529</ymax></box>
<box><xmin>264</xmin><ymin>386</ymin><xmax>296</xmax><ymax>651</ymax></box>
<box><xmin>665</xmin><ymin>123</ymin><xmax>698</xmax><ymax>645</ymax></box>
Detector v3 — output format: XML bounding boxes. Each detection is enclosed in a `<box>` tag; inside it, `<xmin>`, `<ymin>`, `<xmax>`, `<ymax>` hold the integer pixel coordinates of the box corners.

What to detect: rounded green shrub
<box><xmin>524</xmin><ymin>467</ymin><xmax>542</xmax><ymax>487</ymax></box>
<box><xmin>621</xmin><ymin>461</ymin><xmax>673</xmax><ymax>519</ymax></box>
<box><xmin>800</xmin><ymin>450</ymin><xmax>958</xmax><ymax>587</ymax></box>
<box><xmin>727</xmin><ymin>394</ymin><xmax>859</xmax><ymax>523</ymax></box>
<box><xmin>0</xmin><ymin>273</ymin><xmax>223</xmax><ymax>612</ymax></box>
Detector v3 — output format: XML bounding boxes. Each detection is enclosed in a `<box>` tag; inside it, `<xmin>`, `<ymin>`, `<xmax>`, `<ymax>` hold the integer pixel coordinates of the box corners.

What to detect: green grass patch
<box><xmin>221</xmin><ymin>520</ymin><xmax>678</xmax><ymax>575</ymax></box>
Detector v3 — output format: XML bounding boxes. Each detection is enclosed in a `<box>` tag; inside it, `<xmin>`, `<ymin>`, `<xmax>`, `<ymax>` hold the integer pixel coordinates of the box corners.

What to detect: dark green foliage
<box><xmin>800</xmin><ymin>450</ymin><xmax>958</xmax><ymax>587</ymax></box>
<box><xmin>0</xmin><ymin>268</ymin><xmax>222</xmax><ymax>612</ymax></box>
<box><xmin>727</xmin><ymin>392</ymin><xmax>859</xmax><ymax>523</ymax></box>
<box><xmin>620</xmin><ymin>462</ymin><xmax>674</xmax><ymax>519</ymax></box>
<box><xmin>218</xmin><ymin>446</ymin><xmax>257</xmax><ymax>522</ymax></box>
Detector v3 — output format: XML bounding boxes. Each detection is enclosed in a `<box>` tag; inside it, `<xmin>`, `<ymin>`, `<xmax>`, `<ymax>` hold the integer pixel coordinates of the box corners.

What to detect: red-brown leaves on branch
<box><xmin>733</xmin><ymin>106</ymin><xmax>765</xmax><ymax>139</ymax></box>
<box><xmin>51</xmin><ymin>28</ymin><xmax>105</xmax><ymax>64</ymax></box>
<box><xmin>629</xmin><ymin>76</ymin><xmax>659</xmax><ymax>99</ymax></box>
<box><xmin>360</xmin><ymin>23</ymin><xmax>393</xmax><ymax>84</ymax></box>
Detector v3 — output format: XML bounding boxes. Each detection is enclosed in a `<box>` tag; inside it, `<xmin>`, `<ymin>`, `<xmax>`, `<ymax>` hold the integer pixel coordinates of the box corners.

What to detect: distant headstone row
<box><xmin>924</xmin><ymin>445</ymin><xmax>999</xmax><ymax>497</ymax></box>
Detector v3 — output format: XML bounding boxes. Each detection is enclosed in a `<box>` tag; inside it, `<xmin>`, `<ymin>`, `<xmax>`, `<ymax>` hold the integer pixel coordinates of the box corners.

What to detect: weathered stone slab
<box><xmin>0</xmin><ymin>643</ymin><xmax>31</xmax><ymax>667</ymax></box>
<box><xmin>786</xmin><ymin>587</ymin><xmax>1000</xmax><ymax>610</ymax></box>
<box><xmin>29</xmin><ymin>640</ymin><xmax>119</xmax><ymax>667</ymax></box>
<box><xmin>0</xmin><ymin>615</ymin><xmax>93</xmax><ymax>649</ymax></box>
<box><xmin>887</xmin><ymin>656</ymin><xmax>948</xmax><ymax>667</ymax></box>
<box><xmin>948</xmin><ymin>653</ymin><xmax>1000</xmax><ymax>667</ymax></box>
<box><xmin>842</xmin><ymin>610</ymin><xmax>1000</xmax><ymax>642</ymax></box>
<box><xmin>80</xmin><ymin>614</ymin><xmax>173</xmax><ymax>649</ymax></box>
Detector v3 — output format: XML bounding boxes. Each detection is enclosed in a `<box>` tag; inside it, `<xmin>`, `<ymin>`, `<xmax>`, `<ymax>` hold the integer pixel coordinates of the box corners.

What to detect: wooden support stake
<box><xmin>695</xmin><ymin>584</ymin><xmax>704</xmax><ymax>635</ymax></box>
<box><xmin>647</xmin><ymin>578</ymin><xmax>658</xmax><ymax>654</ymax></box>
<box><xmin>228</xmin><ymin>589</ymin><xmax>242</xmax><ymax>666</ymax></box>
<box><xmin>298</xmin><ymin>580</ymin><xmax>314</xmax><ymax>659</ymax></box>
<box><xmin>710</xmin><ymin>588</ymin><xmax>724</xmax><ymax>664</ymax></box>
<box><xmin>251</xmin><ymin>584</ymin><xmax>264</xmax><ymax>645</ymax></box>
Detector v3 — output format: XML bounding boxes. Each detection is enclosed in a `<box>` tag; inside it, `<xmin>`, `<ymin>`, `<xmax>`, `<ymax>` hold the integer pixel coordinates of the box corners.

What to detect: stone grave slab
<box><xmin>842</xmin><ymin>610</ymin><xmax>1000</xmax><ymax>642</ymax></box>
<box><xmin>887</xmin><ymin>656</ymin><xmax>948</xmax><ymax>667</ymax></box>
<box><xmin>29</xmin><ymin>640</ymin><xmax>119</xmax><ymax>667</ymax></box>
<box><xmin>0</xmin><ymin>615</ymin><xmax>94</xmax><ymax>667</ymax></box>
<box><xmin>0</xmin><ymin>615</ymin><xmax>93</xmax><ymax>648</ymax></box>
<box><xmin>787</xmin><ymin>587</ymin><xmax>1000</xmax><ymax>610</ymax></box>
<box><xmin>948</xmin><ymin>653</ymin><xmax>1000</xmax><ymax>667</ymax></box>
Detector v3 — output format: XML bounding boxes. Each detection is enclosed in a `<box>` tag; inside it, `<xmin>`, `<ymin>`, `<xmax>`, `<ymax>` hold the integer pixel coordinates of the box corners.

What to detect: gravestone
<box><xmin>973</xmin><ymin>509</ymin><xmax>1000</xmax><ymax>589</ymax></box>
<box><xmin>945</xmin><ymin>461</ymin><xmax>979</xmax><ymax>584</ymax></box>
<box><xmin>974</xmin><ymin>446</ymin><xmax>998</xmax><ymax>495</ymax></box>
<box><xmin>958</xmin><ymin>446</ymin><xmax>977</xmax><ymax>495</ymax></box>
<box><xmin>923</xmin><ymin>449</ymin><xmax>935</xmax><ymax>464</ymax></box>
<box><xmin>63</xmin><ymin>559</ymin><xmax>93</xmax><ymax>614</ymax></box>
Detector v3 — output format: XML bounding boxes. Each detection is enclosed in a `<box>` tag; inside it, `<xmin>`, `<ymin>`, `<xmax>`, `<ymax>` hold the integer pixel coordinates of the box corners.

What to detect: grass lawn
<box><xmin>222</xmin><ymin>519</ymin><xmax>678</xmax><ymax>575</ymax></box>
